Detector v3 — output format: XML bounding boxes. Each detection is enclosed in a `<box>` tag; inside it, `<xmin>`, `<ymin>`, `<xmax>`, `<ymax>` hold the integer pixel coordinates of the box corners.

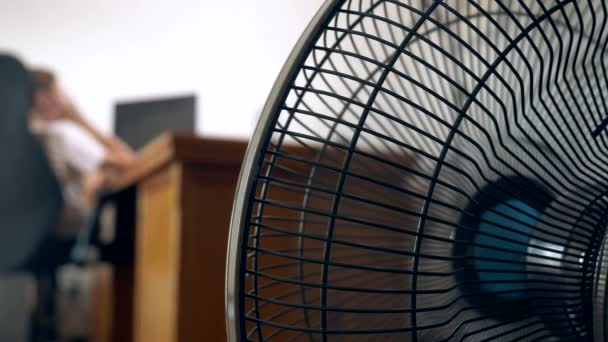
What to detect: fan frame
<box><xmin>225</xmin><ymin>1</ymin><xmax>342</xmax><ymax>340</ymax></box>
<box><xmin>225</xmin><ymin>0</ymin><xmax>608</xmax><ymax>340</ymax></box>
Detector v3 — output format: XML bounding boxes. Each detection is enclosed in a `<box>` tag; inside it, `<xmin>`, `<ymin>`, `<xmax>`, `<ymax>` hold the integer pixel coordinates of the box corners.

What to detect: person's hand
<box><xmin>57</xmin><ymin>100</ymin><xmax>86</xmax><ymax>123</ymax></box>
<box><xmin>51</xmin><ymin>86</ymin><xmax>86</xmax><ymax>123</ymax></box>
<box><xmin>103</xmin><ymin>144</ymin><xmax>137</xmax><ymax>171</ymax></box>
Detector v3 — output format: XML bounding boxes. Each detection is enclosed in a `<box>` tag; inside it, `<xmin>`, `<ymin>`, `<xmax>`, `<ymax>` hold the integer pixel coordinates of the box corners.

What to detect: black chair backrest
<box><xmin>0</xmin><ymin>54</ymin><xmax>63</xmax><ymax>271</ymax></box>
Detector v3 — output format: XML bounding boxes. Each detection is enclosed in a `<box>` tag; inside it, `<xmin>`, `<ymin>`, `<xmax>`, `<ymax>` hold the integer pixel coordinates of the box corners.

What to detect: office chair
<box><xmin>0</xmin><ymin>53</ymin><xmax>67</xmax><ymax>341</ymax></box>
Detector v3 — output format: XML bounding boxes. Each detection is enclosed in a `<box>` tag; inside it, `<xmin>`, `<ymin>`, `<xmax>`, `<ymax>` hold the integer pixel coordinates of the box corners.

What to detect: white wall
<box><xmin>1</xmin><ymin>0</ymin><xmax>325</xmax><ymax>137</ymax></box>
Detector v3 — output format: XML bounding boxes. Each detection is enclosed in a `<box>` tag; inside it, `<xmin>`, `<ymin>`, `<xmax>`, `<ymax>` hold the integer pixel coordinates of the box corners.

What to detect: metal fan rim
<box><xmin>225</xmin><ymin>1</ymin><xmax>343</xmax><ymax>340</ymax></box>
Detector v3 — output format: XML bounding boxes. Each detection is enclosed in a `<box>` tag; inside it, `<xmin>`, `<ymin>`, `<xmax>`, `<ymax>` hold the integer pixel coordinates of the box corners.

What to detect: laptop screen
<box><xmin>114</xmin><ymin>95</ymin><xmax>196</xmax><ymax>149</ymax></box>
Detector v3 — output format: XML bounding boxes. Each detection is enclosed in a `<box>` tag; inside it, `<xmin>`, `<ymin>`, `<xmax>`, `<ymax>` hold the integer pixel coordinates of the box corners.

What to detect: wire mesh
<box><xmin>232</xmin><ymin>0</ymin><xmax>608</xmax><ymax>340</ymax></box>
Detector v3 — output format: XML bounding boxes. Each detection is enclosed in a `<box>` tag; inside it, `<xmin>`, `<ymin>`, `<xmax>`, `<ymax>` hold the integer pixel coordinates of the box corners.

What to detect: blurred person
<box><xmin>27</xmin><ymin>68</ymin><xmax>136</xmax><ymax>341</ymax></box>
<box><xmin>28</xmin><ymin>69</ymin><xmax>135</xmax><ymax>233</ymax></box>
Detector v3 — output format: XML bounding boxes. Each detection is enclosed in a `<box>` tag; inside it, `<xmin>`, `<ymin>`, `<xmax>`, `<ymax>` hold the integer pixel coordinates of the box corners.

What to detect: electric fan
<box><xmin>226</xmin><ymin>0</ymin><xmax>608</xmax><ymax>340</ymax></box>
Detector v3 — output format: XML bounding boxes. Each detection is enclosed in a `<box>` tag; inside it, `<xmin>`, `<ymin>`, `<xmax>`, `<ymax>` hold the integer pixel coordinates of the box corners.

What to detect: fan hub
<box><xmin>473</xmin><ymin>199</ymin><xmax>541</xmax><ymax>299</ymax></box>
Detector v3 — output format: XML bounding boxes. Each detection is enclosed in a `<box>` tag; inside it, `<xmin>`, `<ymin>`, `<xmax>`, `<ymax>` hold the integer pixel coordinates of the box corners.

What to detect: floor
<box><xmin>0</xmin><ymin>266</ymin><xmax>94</xmax><ymax>342</ymax></box>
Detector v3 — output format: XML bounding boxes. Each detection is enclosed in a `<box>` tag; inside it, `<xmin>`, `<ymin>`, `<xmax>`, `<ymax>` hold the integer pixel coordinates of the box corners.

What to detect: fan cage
<box><xmin>227</xmin><ymin>0</ymin><xmax>608</xmax><ymax>341</ymax></box>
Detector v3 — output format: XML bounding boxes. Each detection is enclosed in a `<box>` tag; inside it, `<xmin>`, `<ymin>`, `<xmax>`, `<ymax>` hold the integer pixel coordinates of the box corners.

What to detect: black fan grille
<box><xmin>231</xmin><ymin>0</ymin><xmax>608</xmax><ymax>340</ymax></box>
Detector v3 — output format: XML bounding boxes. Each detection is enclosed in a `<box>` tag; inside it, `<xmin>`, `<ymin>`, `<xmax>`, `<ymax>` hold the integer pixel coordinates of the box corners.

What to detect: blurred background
<box><xmin>3</xmin><ymin>0</ymin><xmax>324</xmax><ymax>136</ymax></box>
<box><xmin>0</xmin><ymin>1</ymin><xmax>325</xmax><ymax>341</ymax></box>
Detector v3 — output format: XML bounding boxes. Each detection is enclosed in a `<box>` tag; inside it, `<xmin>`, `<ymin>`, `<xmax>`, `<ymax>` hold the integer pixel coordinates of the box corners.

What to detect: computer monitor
<box><xmin>114</xmin><ymin>94</ymin><xmax>196</xmax><ymax>149</ymax></box>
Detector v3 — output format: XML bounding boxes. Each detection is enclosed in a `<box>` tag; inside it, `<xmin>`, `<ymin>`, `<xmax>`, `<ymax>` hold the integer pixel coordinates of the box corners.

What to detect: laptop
<box><xmin>114</xmin><ymin>94</ymin><xmax>196</xmax><ymax>149</ymax></box>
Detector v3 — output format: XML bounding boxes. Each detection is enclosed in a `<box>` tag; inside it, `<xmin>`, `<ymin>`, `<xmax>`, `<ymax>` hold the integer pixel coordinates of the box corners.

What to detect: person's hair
<box><xmin>29</xmin><ymin>68</ymin><xmax>56</xmax><ymax>92</ymax></box>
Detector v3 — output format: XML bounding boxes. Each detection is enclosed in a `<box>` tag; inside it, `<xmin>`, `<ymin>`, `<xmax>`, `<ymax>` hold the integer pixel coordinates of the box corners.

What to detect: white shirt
<box><xmin>30</xmin><ymin>119</ymin><xmax>106</xmax><ymax>234</ymax></box>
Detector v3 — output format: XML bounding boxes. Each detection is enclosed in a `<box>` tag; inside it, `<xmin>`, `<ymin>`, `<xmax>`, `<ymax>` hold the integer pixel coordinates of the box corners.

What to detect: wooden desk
<box><xmin>93</xmin><ymin>133</ymin><xmax>247</xmax><ymax>342</ymax></box>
